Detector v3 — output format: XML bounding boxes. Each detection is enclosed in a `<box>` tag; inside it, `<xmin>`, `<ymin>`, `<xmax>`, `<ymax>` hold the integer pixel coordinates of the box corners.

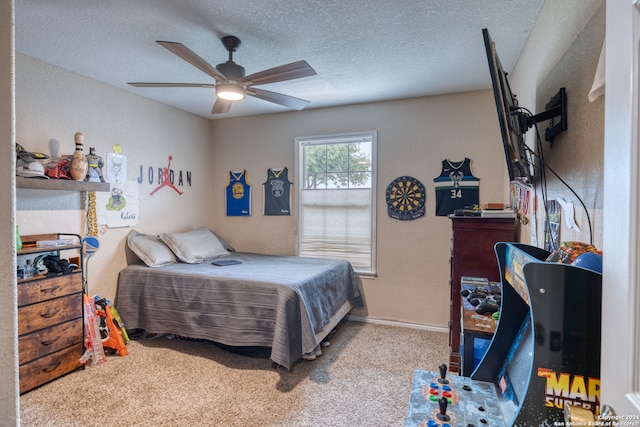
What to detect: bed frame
<box><xmin>115</xmin><ymin>251</ymin><xmax>362</xmax><ymax>370</ymax></box>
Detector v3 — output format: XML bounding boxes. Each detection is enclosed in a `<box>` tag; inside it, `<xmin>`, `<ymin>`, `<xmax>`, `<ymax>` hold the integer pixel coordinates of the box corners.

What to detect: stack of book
<box><xmin>479</xmin><ymin>203</ymin><xmax>517</xmax><ymax>218</ymax></box>
<box><xmin>480</xmin><ymin>208</ymin><xmax>517</xmax><ymax>218</ymax></box>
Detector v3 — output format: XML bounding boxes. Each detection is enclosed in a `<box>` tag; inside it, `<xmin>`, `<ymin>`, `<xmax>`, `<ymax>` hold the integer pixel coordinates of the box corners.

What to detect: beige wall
<box><xmin>509</xmin><ymin>0</ymin><xmax>604</xmax><ymax>248</ymax></box>
<box><xmin>15</xmin><ymin>54</ymin><xmax>214</xmax><ymax>300</ymax></box>
<box><xmin>534</xmin><ymin>4</ymin><xmax>605</xmax><ymax>249</ymax></box>
<box><xmin>210</xmin><ymin>93</ymin><xmax>506</xmax><ymax>327</ymax></box>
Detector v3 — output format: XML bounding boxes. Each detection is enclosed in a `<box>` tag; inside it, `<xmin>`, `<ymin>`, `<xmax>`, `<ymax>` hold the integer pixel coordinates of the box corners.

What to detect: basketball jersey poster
<box><xmin>225</xmin><ymin>170</ymin><xmax>251</xmax><ymax>216</ymax></box>
<box><xmin>433</xmin><ymin>158</ymin><xmax>479</xmax><ymax>216</ymax></box>
<box><xmin>263</xmin><ymin>167</ymin><xmax>293</xmax><ymax>215</ymax></box>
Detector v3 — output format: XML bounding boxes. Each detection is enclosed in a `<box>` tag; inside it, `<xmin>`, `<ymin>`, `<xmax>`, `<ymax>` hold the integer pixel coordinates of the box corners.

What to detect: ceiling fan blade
<box><xmin>156</xmin><ymin>41</ymin><xmax>228</xmax><ymax>82</ymax></box>
<box><xmin>247</xmin><ymin>87</ymin><xmax>310</xmax><ymax>110</ymax></box>
<box><xmin>128</xmin><ymin>82</ymin><xmax>216</xmax><ymax>88</ymax></box>
<box><xmin>211</xmin><ymin>99</ymin><xmax>232</xmax><ymax>114</ymax></box>
<box><xmin>240</xmin><ymin>60</ymin><xmax>316</xmax><ymax>86</ymax></box>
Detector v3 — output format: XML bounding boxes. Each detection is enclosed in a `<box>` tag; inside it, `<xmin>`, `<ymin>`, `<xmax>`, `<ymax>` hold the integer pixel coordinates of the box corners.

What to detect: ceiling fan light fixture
<box><xmin>134</xmin><ymin>36</ymin><xmax>315</xmax><ymax>114</ymax></box>
<box><xmin>216</xmin><ymin>83</ymin><xmax>246</xmax><ymax>101</ymax></box>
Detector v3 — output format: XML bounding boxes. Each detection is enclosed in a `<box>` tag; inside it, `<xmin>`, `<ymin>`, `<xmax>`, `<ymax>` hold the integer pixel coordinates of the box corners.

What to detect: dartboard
<box><xmin>386</xmin><ymin>176</ymin><xmax>426</xmax><ymax>220</ymax></box>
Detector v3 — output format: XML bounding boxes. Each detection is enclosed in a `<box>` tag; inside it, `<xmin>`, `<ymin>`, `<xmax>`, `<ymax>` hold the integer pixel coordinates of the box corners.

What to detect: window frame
<box><xmin>295</xmin><ymin>131</ymin><xmax>377</xmax><ymax>277</ymax></box>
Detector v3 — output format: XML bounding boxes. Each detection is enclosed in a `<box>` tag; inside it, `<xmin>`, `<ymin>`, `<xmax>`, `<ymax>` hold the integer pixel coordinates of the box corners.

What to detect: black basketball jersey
<box><xmin>263</xmin><ymin>167</ymin><xmax>292</xmax><ymax>215</ymax></box>
<box><xmin>433</xmin><ymin>158</ymin><xmax>480</xmax><ymax>216</ymax></box>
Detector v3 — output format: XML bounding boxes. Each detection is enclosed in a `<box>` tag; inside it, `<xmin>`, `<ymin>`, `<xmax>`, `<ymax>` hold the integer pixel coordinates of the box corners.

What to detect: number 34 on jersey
<box><xmin>433</xmin><ymin>158</ymin><xmax>479</xmax><ymax>216</ymax></box>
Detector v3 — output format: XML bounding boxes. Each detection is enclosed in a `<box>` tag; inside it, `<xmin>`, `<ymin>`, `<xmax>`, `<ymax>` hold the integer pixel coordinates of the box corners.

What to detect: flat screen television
<box><xmin>482</xmin><ymin>28</ymin><xmax>534</xmax><ymax>184</ymax></box>
<box><xmin>482</xmin><ymin>28</ymin><xmax>567</xmax><ymax>185</ymax></box>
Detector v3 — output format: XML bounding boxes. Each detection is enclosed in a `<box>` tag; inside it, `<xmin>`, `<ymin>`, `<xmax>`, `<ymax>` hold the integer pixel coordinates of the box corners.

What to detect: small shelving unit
<box><xmin>14</xmin><ymin>175</ymin><xmax>109</xmax><ymax>392</ymax></box>
<box><xmin>16</xmin><ymin>233</ymin><xmax>85</xmax><ymax>393</ymax></box>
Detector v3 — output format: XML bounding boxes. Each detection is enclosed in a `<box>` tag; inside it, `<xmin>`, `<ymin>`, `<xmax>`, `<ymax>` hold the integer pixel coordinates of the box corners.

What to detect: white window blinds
<box><xmin>296</xmin><ymin>131</ymin><xmax>377</xmax><ymax>274</ymax></box>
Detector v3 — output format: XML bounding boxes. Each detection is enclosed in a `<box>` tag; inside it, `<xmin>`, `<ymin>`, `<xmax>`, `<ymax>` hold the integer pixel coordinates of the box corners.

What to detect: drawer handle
<box><xmin>39</xmin><ymin>308</ymin><xmax>60</xmax><ymax>318</ymax></box>
<box><xmin>40</xmin><ymin>285</ymin><xmax>61</xmax><ymax>293</ymax></box>
<box><xmin>42</xmin><ymin>360</ymin><xmax>62</xmax><ymax>373</ymax></box>
<box><xmin>41</xmin><ymin>336</ymin><xmax>61</xmax><ymax>346</ymax></box>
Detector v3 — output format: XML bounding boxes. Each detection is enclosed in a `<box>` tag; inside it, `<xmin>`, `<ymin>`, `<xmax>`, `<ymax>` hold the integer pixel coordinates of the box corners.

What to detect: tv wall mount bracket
<box><xmin>519</xmin><ymin>87</ymin><xmax>567</xmax><ymax>145</ymax></box>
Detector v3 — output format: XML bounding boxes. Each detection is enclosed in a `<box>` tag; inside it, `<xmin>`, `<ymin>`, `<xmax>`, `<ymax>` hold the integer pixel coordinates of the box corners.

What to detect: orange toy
<box><xmin>94</xmin><ymin>297</ymin><xmax>129</xmax><ymax>357</ymax></box>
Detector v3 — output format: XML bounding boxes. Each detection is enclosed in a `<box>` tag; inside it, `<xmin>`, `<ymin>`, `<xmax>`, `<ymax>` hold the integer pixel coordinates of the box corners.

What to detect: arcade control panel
<box><xmin>406</xmin><ymin>364</ymin><xmax>505</xmax><ymax>426</ymax></box>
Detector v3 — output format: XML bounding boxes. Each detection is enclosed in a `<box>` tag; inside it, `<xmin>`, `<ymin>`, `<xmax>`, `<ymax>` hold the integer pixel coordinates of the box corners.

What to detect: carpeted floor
<box><xmin>19</xmin><ymin>320</ymin><xmax>448</xmax><ymax>427</ymax></box>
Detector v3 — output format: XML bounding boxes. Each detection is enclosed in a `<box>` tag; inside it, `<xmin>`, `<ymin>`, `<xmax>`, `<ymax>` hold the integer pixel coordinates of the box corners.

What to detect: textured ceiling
<box><xmin>15</xmin><ymin>0</ymin><xmax>544</xmax><ymax>120</ymax></box>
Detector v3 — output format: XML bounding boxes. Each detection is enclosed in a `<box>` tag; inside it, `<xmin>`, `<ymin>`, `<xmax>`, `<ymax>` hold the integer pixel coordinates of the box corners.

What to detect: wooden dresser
<box><xmin>17</xmin><ymin>234</ymin><xmax>84</xmax><ymax>393</ymax></box>
<box><xmin>448</xmin><ymin>217</ymin><xmax>516</xmax><ymax>374</ymax></box>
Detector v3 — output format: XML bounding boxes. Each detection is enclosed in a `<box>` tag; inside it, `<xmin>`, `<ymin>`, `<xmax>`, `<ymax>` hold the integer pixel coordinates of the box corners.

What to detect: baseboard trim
<box><xmin>347</xmin><ymin>314</ymin><xmax>448</xmax><ymax>334</ymax></box>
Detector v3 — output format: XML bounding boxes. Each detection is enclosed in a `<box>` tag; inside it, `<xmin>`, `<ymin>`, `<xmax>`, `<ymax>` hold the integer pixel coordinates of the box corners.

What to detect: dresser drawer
<box><xmin>19</xmin><ymin>342</ymin><xmax>83</xmax><ymax>394</ymax></box>
<box><xmin>18</xmin><ymin>293</ymin><xmax>82</xmax><ymax>335</ymax></box>
<box><xmin>18</xmin><ymin>273</ymin><xmax>82</xmax><ymax>306</ymax></box>
<box><xmin>19</xmin><ymin>318</ymin><xmax>83</xmax><ymax>365</ymax></box>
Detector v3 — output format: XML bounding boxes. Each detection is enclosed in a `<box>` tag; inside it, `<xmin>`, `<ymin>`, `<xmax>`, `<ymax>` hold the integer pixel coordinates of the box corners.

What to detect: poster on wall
<box><xmin>106</xmin><ymin>145</ymin><xmax>127</xmax><ymax>183</ymax></box>
<box><xmin>263</xmin><ymin>167</ymin><xmax>292</xmax><ymax>215</ymax></box>
<box><xmin>96</xmin><ymin>145</ymin><xmax>140</xmax><ymax>228</ymax></box>
<box><xmin>96</xmin><ymin>180</ymin><xmax>140</xmax><ymax>228</ymax></box>
<box><xmin>226</xmin><ymin>169</ymin><xmax>251</xmax><ymax>216</ymax></box>
<box><xmin>544</xmin><ymin>200</ymin><xmax>561</xmax><ymax>252</ymax></box>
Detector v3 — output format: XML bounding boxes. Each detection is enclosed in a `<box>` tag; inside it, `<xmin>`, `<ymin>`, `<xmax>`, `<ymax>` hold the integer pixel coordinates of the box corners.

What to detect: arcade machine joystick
<box><xmin>406</xmin><ymin>363</ymin><xmax>500</xmax><ymax>426</ymax></box>
<box><xmin>437</xmin><ymin>363</ymin><xmax>449</xmax><ymax>384</ymax></box>
<box><xmin>436</xmin><ymin>396</ymin><xmax>451</xmax><ymax>423</ymax></box>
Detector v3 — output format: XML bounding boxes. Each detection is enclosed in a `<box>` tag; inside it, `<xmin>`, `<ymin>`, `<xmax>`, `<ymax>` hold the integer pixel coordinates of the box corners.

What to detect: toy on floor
<box><xmin>80</xmin><ymin>293</ymin><xmax>108</xmax><ymax>365</ymax></box>
<box><xmin>94</xmin><ymin>296</ymin><xmax>129</xmax><ymax>356</ymax></box>
<box><xmin>110</xmin><ymin>305</ymin><xmax>130</xmax><ymax>343</ymax></box>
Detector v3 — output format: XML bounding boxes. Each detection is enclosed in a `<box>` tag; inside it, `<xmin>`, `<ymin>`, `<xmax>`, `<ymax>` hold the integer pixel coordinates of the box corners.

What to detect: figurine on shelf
<box><xmin>69</xmin><ymin>132</ymin><xmax>88</xmax><ymax>181</ymax></box>
<box><xmin>86</xmin><ymin>147</ymin><xmax>105</xmax><ymax>182</ymax></box>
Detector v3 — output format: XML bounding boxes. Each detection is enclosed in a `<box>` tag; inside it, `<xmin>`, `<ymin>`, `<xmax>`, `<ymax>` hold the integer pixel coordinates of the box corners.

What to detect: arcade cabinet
<box><xmin>406</xmin><ymin>242</ymin><xmax>602</xmax><ymax>426</ymax></box>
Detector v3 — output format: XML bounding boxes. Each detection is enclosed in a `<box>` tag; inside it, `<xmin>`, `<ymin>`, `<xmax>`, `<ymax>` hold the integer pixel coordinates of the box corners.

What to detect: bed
<box><xmin>114</xmin><ymin>228</ymin><xmax>362</xmax><ymax>370</ymax></box>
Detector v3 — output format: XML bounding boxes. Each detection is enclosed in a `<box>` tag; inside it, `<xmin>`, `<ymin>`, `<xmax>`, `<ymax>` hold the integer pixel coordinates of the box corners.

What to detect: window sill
<box><xmin>355</xmin><ymin>271</ymin><xmax>376</xmax><ymax>279</ymax></box>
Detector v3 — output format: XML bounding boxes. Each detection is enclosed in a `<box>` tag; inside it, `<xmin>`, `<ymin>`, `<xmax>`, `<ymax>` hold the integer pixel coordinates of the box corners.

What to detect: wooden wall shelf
<box><xmin>16</xmin><ymin>176</ymin><xmax>110</xmax><ymax>192</ymax></box>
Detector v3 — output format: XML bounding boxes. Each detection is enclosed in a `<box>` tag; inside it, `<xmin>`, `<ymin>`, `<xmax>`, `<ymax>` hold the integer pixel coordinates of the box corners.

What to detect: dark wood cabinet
<box><xmin>448</xmin><ymin>216</ymin><xmax>516</xmax><ymax>373</ymax></box>
<box><xmin>17</xmin><ymin>234</ymin><xmax>84</xmax><ymax>393</ymax></box>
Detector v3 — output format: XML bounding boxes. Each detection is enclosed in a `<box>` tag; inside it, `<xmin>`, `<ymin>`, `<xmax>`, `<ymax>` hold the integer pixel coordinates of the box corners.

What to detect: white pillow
<box><xmin>127</xmin><ymin>230</ymin><xmax>177</xmax><ymax>267</ymax></box>
<box><xmin>160</xmin><ymin>227</ymin><xmax>229</xmax><ymax>264</ymax></box>
<box><xmin>213</xmin><ymin>232</ymin><xmax>235</xmax><ymax>252</ymax></box>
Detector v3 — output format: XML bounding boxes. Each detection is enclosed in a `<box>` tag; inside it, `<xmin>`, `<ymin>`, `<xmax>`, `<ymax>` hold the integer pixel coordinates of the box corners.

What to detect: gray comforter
<box><xmin>115</xmin><ymin>252</ymin><xmax>362</xmax><ymax>369</ymax></box>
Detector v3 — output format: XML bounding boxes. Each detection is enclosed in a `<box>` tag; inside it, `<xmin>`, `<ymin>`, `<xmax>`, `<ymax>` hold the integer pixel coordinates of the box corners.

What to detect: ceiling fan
<box><xmin>128</xmin><ymin>35</ymin><xmax>317</xmax><ymax>114</ymax></box>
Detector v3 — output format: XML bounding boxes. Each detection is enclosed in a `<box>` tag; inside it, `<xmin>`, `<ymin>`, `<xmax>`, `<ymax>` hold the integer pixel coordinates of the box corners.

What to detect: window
<box><xmin>295</xmin><ymin>131</ymin><xmax>377</xmax><ymax>275</ymax></box>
